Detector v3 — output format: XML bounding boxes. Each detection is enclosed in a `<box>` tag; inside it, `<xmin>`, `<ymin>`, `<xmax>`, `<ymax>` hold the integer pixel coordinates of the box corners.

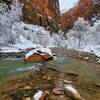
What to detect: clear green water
<box><xmin>46</xmin><ymin>58</ymin><xmax>100</xmax><ymax>99</ymax></box>
<box><xmin>0</xmin><ymin>59</ymin><xmax>42</xmax><ymax>82</ymax></box>
<box><xmin>0</xmin><ymin>57</ymin><xmax>100</xmax><ymax>85</ymax></box>
<box><xmin>0</xmin><ymin>54</ymin><xmax>100</xmax><ymax>99</ymax></box>
<box><xmin>48</xmin><ymin>58</ymin><xmax>100</xmax><ymax>84</ymax></box>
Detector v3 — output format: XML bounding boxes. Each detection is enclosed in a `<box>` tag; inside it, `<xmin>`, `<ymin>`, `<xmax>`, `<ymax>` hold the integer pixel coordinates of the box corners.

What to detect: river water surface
<box><xmin>0</xmin><ymin>49</ymin><xmax>100</xmax><ymax>99</ymax></box>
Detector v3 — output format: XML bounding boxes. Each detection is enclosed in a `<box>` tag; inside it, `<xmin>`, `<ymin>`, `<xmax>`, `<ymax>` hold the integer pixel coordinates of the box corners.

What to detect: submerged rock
<box><xmin>64</xmin><ymin>85</ymin><xmax>81</xmax><ymax>100</ymax></box>
<box><xmin>22</xmin><ymin>97</ymin><xmax>32</xmax><ymax>100</ymax></box>
<box><xmin>52</xmin><ymin>87</ymin><xmax>62</xmax><ymax>95</ymax></box>
<box><xmin>66</xmin><ymin>70</ymin><xmax>79</xmax><ymax>76</ymax></box>
<box><xmin>94</xmin><ymin>83</ymin><xmax>100</xmax><ymax>87</ymax></box>
<box><xmin>97</xmin><ymin>59</ymin><xmax>100</xmax><ymax>64</ymax></box>
<box><xmin>63</xmin><ymin>80</ymin><xmax>73</xmax><ymax>84</ymax></box>
<box><xmin>24</xmin><ymin>48</ymin><xmax>53</xmax><ymax>62</ymax></box>
<box><xmin>84</xmin><ymin>57</ymin><xmax>89</xmax><ymax>60</ymax></box>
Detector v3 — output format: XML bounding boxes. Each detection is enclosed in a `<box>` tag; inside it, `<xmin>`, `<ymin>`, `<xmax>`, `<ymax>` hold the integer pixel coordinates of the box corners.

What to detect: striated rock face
<box><xmin>61</xmin><ymin>0</ymin><xmax>100</xmax><ymax>32</ymax></box>
<box><xmin>19</xmin><ymin>0</ymin><xmax>60</xmax><ymax>32</ymax></box>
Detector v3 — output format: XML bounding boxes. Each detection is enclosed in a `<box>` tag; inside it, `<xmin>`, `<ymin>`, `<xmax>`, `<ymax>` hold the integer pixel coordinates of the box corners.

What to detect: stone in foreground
<box><xmin>24</xmin><ymin>47</ymin><xmax>53</xmax><ymax>62</ymax></box>
<box><xmin>64</xmin><ymin>85</ymin><xmax>81</xmax><ymax>100</ymax></box>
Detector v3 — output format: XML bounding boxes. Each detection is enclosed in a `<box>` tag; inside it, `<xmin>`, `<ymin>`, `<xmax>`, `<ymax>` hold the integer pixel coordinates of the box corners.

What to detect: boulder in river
<box><xmin>24</xmin><ymin>48</ymin><xmax>53</xmax><ymax>62</ymax></box>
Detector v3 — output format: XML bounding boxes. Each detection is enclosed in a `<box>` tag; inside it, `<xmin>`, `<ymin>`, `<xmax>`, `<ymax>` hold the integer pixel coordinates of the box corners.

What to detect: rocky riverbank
<box><xmin>52</xmin><ymin>48</ymin><xmax>100</xmax><ymax>65</ymax></box>
<box><xmin>0</xmin><ymin>67</ymin><xmax>88</xmax><ymax>100</ymax></box>
<box><xmin>0</xmin><ymin>47</ymin><xmax>100</xmax><ymax>100</ymax></box>
<box><xmin>0</xmin><ymin>48</ymin><xmax>100</xmax><ymax>65</ymax></box>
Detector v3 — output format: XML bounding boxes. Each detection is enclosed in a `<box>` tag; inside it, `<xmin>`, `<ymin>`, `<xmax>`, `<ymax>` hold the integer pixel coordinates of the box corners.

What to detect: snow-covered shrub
<box><xmin>12</xmin><ymin>22</ymin><xmax>66</xmax><ymax>48</ymax></box>
<box><xmin>0</xmin><ymin>0</ymin><xmax>22</xmax><ymax>46</ymax></box>
<box><xmin>0</xmin><ymin>0</ymin><xmax>65</xmax><ymax>49</ymax></box>
<box><xmin>65</xmin><ymin>18</ymin><xmax>90</xmax><ymax>49</ymax></box>
<box><xmin>65</xmin><ymin>17</ymin><xmax>100</xmax><ymax>56</ymax></box>
<box><xmin>12</xmin><ymin>22</ymin><xmax>51</xmax><ymax>47</ymax></box>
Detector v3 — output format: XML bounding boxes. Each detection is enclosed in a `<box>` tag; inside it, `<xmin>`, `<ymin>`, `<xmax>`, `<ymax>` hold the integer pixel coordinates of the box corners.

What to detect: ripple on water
<box><xmin>9</xmin><ymin>65</ymin><xmax>36</xmax><ymax>73</ymax></box>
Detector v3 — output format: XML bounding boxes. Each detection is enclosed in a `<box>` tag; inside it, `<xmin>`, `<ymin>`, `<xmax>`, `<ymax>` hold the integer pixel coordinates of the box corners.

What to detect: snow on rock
<box><xmin>34</xmin><ymin>91</ymin><xmax>43</xmax><ymax>100</ymax></box>
<box><xmin>24</xmin><ymin>47</ymin><xmax>53</xmax><ymax>62</ymax></box>
<box><xmin>25</xmin><ymin>47</ymin><xmax>52</xmax><ymax>59</ymax></box>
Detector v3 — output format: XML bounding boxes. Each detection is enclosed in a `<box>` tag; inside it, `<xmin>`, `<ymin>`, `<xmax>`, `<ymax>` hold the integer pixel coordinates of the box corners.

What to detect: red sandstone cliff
<box><xmin>20</xmin><ymin>0</ymin><xmax>60</xmax><ymax>32</ymax></box>
<box><xmin>61</xmin><ymin>0</ymin><xmax>100</xmax><ymax>32</ymax></box>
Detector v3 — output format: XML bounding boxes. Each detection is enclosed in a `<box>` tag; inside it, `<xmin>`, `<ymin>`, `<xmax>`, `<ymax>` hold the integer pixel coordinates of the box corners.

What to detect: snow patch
<box><xmin>25</xmin><ymin>47</ymin><xmax>52</xmax><ymax>59</ymax></box>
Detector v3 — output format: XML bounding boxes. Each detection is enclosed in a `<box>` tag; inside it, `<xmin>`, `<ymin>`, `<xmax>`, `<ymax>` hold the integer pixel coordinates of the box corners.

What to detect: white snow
<box><xmin>65</xmin><ymin>85</ymin><xmax>78</xmax><ymax>94</ymax></box>
<box><xmin>0</xmin><ymin>0</ymin><xmax>64</xmax><ymax>52</ymax></box>
<box><xmin>65</xmin><ymin>17</ymin><xmax>100</xmax><ymax>57</ymax></box>
<box><xmin>0</xmin><ymin>0</ymin><xmax>65</xmax><ymax>53</ymax></box>
<box><xmin>0</xmin><ymin>0</ymin><xmax>100</xmax><ymax>58</ymax></box>
<box><xmin>34</xmin><ymin>91</ymin><xmax>43</xmax><ymax>100</ymax></box>
<box><xmin>25</xmin><ymin>50</ymin><xmax>36</xmax><ymax>59</ymax></box>
<box><xmin>0</xmin><ymin>47</ymin><xmax>20</xmax><ymax>53</ymax></box>
<box><xmin>25</xmin><ymin>47</ymin><xmax>52</xmax><ymax>59</ymax></box>
<box><xmin>37</xmin><ymin>47</ymin><xmax>52</xmax><ymax>56</ymax></box>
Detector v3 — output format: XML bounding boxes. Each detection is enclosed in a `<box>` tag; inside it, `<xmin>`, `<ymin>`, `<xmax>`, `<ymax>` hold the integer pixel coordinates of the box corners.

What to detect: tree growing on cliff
<box><xmin>73</xmin><ymin>18</ymin><xmax>90</xmax><ymax>46</ymax></box>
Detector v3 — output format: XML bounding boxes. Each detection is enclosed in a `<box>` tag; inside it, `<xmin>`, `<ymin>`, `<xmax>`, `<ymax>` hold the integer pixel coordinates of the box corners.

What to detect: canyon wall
<box><xmin>61</xmin><ymin>0</ymin><xmax>100</xmax><ymax>32</ymax></box>
<box><xmin>20</xmin><ymin>0</ymin><xmax>60</xmax><ymax>32</ymax></box>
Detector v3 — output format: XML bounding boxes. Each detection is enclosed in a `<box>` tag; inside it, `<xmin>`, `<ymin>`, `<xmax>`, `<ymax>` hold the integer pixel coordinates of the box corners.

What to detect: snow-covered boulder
<box><xmin>24</xmin><ymin>47</ymin><xmax>53</xmax><ymax>62</ymax></box>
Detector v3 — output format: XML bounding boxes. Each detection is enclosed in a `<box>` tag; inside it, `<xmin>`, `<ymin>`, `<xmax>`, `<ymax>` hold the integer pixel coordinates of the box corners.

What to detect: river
<box><xmin>0</xmin><ymin>48</ymin><xmax>100</xmax><ymax>99</ymax></box>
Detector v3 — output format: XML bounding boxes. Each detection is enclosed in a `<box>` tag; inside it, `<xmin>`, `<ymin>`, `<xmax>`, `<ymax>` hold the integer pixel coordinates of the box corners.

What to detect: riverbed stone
<box><xmin>22</xmin><ymin>97</ymin><xmax>32</xmax><ymax>100</ymax></box>
<box><xmin>66</xmin><ymin>70</ymin><xmax>79</xmax><ymax>76</ymax></box>
<box><xmin>63</xmin><ymin>80</ymin><xmax>73</xmax><ymax>84</ymax></box>
<box><xmin>64</xmin><ymin>85</ymin><xmax>81</xmax><ymax>100</ymax></box>
<box><xmin>52</xmin><ymin>87</ymin><xmax>62</xmax><ymax>95</ymax></box>
<box><xmin>97</xmin><ymin>59</ymin><xmax>100</xmax><ymax>64</ymax></box>
<box><xmin>94</xmin><ymin>83</ymin><xmax>100</xmax><ymax>87</ymax></box>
